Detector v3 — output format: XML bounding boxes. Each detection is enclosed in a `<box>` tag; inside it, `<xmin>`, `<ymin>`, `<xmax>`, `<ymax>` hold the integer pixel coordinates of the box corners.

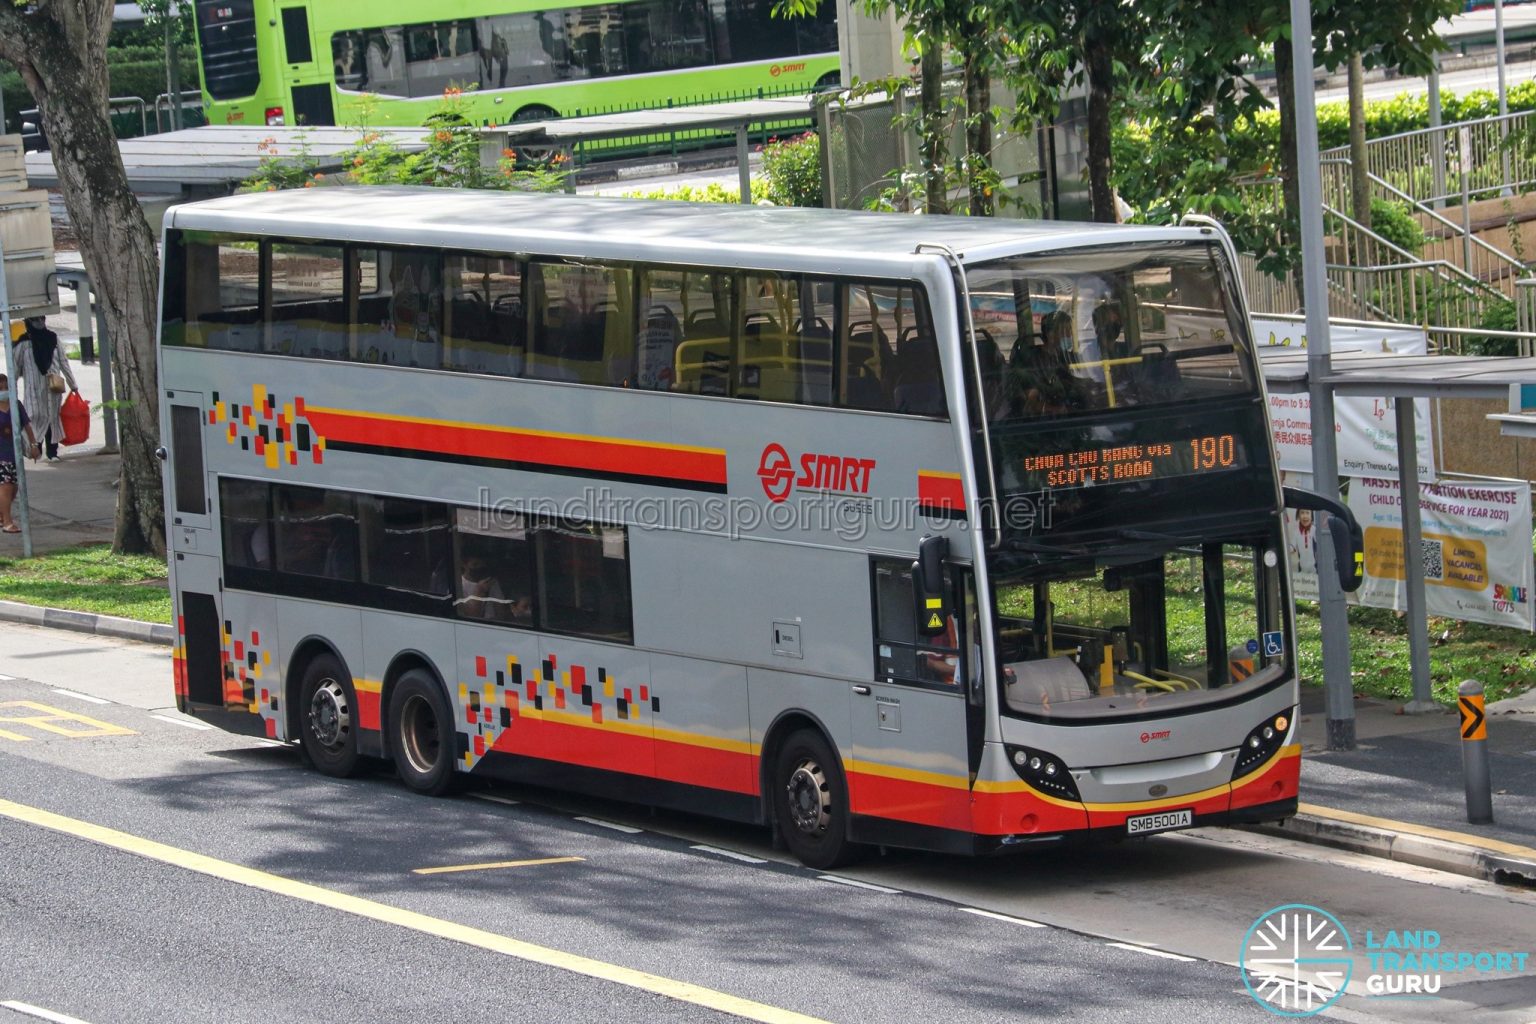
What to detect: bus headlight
<box><xmin>1233</xmin><ymin>708</ymin><xmax>1295</xmax><ymax>779</ymax></box>
<box><xmin>1004</xmin><ymin>744</ymin><xmax>1081</xmax><ymax>801</ymax></box>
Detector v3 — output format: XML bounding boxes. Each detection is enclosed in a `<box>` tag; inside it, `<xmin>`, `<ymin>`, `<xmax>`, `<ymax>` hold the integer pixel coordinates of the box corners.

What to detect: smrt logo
<box><xmin>769</xmin><ymin>61</ymin><xmax>806</xmax><ymax>77</ymax></box>
<box><xmin>757</xmin><ymin>443</ymin><xmax>876</xmax><ymax>503</ymax></box>
<box><xmin>1140</xmin><ymin>729</ymin><xmax>1170</xmax><ymax>743</ymax></box>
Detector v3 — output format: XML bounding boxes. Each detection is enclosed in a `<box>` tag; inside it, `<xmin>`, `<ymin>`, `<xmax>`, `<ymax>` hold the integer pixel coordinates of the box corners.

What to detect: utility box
<box><xmin>0</xmin><ymin>135</ymin><xmax>24</xmax><ymax>192</ymax></box>
<box><xmin>0</xmin><ymin>187</ymin><xmax>59</xmax><ymax>318</ymax></box>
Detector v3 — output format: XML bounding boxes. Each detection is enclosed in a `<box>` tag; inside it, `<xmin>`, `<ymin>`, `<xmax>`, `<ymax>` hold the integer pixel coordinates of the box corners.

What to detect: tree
<box><xmin>0</xmin><ymin>1</ymin><xmax>165</xmax><ymax>556</ymax></box>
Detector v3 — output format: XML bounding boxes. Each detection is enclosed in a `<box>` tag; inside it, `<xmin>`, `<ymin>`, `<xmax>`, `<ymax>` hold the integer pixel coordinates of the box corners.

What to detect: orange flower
<box><xmin>312</xmin><ymin>172</ymin><xmax>325</xmax><ymax>179</ymax></box>
<box><xmin>502</xmin><ymin>147</ymin><xmax>517</xmax><ymax>160</ymax></box>
<box><xmin>353</xmin><ymin>156</ymin><xmax>364</xmax><ymax>167</ymax></box>
<box><xmin>435</xmin><ymin>130</ymin><xmax>452</xmax><ymax>143</ymax></box>
<box><xmin>303</xmin><ymin>180</ymin><xmax>315</xmax><ymax>188</ymax></box>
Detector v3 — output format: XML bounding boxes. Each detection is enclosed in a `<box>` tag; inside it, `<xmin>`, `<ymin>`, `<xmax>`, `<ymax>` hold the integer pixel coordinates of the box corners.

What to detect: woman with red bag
<box><xmin>13</xmin><ymin>315</ymin><xmax>78</xmax><ymax>461</ymax></box>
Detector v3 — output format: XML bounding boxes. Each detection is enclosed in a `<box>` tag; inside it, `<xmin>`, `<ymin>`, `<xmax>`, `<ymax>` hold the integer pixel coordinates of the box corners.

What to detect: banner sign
<box><xmin>1251</xmin><ymin>316</ymin><xmax>1427</xmax><ymax>355</ymax></box>
<box><xmin>1268</xmin><ymin>392</ymin><xmax>1436</xmax><ymax>481</ymax></box>
<box><xmin>1346</xmin><ymin>477</ymin><xmax>1535</xmax><ymax>631</ymax></box>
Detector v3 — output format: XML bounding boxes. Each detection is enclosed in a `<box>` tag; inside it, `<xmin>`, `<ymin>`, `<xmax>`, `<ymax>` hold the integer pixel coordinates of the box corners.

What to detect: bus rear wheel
<box><xmin>388</xmin><ymin>669</ymin><xmax>456</xmax><ymax>796</ymax></box>
<box><xmin>772</xmin><ymin>728</ymin><xmax>860</xmax><ymax>869</ymax></box>
<box><xmin>298</xmin><ymin>653</ymin><xmax>361</xmax><ymax>778</ymax></box>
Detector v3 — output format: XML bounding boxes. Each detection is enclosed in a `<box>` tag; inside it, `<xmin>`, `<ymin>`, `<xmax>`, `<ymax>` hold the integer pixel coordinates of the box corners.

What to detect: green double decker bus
<box><xmin>193</xmin><ymin>0</ymin><xmax>840</xmax><ymax>129</ymax></box>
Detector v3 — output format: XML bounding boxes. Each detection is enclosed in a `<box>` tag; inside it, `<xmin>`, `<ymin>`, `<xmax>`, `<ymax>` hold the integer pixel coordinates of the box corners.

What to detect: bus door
<box><xmin>276</xmin><ymin>5</ymin><xmax>334</xmax><ymax>125</ymax></box>
<box><xmin>164</xmin><ymin>394</ymin><xmax>223</xmax><ymax>710</ymax></box>
<box><xmin>852</xmin><ymin>558</ymin><xmax>976</xmax><ymax>838</ymax></box>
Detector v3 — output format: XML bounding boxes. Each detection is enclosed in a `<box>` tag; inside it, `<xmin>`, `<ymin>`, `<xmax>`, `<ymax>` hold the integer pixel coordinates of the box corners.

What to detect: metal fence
<box><xmin>1321</xmin><ymin>162</ymin><xmax>1530</xmax><ymax>298</ymax></box>
<box><xmin>1321</xmin><ymin>110</ymin><xmax>1536</xmax><ymax>208</ymax></box>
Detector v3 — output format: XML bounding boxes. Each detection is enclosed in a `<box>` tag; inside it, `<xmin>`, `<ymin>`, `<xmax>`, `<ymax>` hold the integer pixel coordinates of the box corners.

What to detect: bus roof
<box><xmin>168</xmin><ymin>186</ymin><xmax>1213</xmax><ymax>272</ymax></box>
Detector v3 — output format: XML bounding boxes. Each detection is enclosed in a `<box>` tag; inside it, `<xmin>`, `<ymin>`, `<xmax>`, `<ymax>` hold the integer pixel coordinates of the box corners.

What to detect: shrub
<box><xmin>1368</xmin><ymin>198</ymin><xmax>1426</xmax><ymax>254</ymax></box>
<box><xmin>760</xmin><ymin>132</ymin><xmax>822</xmax><ymax>208</ymax></box>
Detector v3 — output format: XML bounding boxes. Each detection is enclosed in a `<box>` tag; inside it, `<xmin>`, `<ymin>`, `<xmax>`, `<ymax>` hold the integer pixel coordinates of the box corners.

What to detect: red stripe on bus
<box><xmin>355</xmin><ymin>688</ymin><xmax>381</xmax><ymax>732</ymax></box>
<box><xmin>971</xmin><ymin>788</ymin><xmax>1090</xmax><ymax>835</ymax></box>
<box><xmin>917</xmin><ymin>472</ymin><xmax>966</xmax><ymax>512</ymax></box>
<box><xmin>304</xmin><ymin>409</ymin><xmax>727</xmax><ymax>487</ymax></box>
<box><xmin>1230</xmin><ymin>748</ymin><xmax>1299</xmax><ymax>810</ymax></box>
<box><xmin>847</xmin><ymin>770</ymin><xmax>972</xmax><ymax>831</ymax></box>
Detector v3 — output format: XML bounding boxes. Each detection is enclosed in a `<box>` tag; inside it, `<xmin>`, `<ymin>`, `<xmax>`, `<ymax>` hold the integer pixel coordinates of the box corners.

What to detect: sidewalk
<box><xmin>2</xmin><ymin>300</ymin><xmax>119</xmax><ymax>555</ymax></box>
<box><xmin>1256</xmin><ymin>685</ymin><xmax>1536</xmax><ymax>882</ymax></box>
<box><xmin>3</xmin><ymin>301</ymin><xmax>1535</xmax><ymax>883</ymax></box>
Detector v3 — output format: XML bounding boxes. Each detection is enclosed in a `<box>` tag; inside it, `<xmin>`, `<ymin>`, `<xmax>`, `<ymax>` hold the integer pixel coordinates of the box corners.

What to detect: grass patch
<box><xmin>1295</xmin><ymin>603</ymin><xmax>1535</xmax><ymax>706</ymax></box>
<box><xmin>0</xmin><ymin>543</ymin><xmax>170</xmax><ymax>623</ymax></box>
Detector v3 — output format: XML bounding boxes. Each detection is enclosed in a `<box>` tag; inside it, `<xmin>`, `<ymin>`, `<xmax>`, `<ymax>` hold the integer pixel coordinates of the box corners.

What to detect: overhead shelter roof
<box><xmin>23</xmin><ymin>126</ymin><xmax>427</xmax><ymax>193</ymax></box>
<box><xmin>488</xmin><ymin>95</ymin><xmax>823</xmax><ymax>145</ymax></box>
<box><xmin>1259</xmin><ymin>349</ymin><xmax>1536</xmax><ymax>400</ymax></box>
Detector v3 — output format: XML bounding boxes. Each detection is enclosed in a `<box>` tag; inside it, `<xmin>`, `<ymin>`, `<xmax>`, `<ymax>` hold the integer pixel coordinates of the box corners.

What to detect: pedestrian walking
<box><xmin>13</xmin><ymin>315</ymin><xmax>79</xmax><ymax>461</ymax></box>
<box><xmin>0</xmin><ymin>371</ymin><xmax>42</xmax><ymax>533</ymax></box>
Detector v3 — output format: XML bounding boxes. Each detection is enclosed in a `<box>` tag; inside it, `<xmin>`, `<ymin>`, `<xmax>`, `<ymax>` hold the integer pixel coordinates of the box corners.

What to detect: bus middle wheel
<box><xmin>298</xmin><ymin>653</ymin><xmax>361</xmax><ymax>778</ymax></box>
<box><xmin>388</xmin><ymin>669</ymin><xmax>457</xmax><ymax>796</ymax></box>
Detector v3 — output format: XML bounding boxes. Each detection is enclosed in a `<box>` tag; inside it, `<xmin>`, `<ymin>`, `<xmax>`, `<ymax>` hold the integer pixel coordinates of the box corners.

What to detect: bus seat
<box><xmin>1004</xmin><ymin>656</ymin><xmax>1093</xmax><ymax>711</ymax></box>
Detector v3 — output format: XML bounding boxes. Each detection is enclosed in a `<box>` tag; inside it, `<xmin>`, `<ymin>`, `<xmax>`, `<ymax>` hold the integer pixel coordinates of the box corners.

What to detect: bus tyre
<box><xmin>298</xmin><ymin>654</ymin><xmax>361</xmax><ymax>778</ymax></box>
<box><xmin>512</xmin><ymin>105</ymin><xmax>560</xmax><ymax>167</ymax></box>
<box><xmin>388</xmin><ymin>670</ymin><xmax>456</xmax><ymax>796</ymax></box>
<box><xmin>772</xmin><ymin>729</ymin><xmax>859</xmax><ymax>869</ymax></box>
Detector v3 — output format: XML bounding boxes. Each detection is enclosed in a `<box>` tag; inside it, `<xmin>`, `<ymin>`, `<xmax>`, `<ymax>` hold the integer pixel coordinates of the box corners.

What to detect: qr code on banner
<box><xmin>1422</xmin><ymin>539</ymin><xmax>1444</xmax><ymax>581</ymax></box>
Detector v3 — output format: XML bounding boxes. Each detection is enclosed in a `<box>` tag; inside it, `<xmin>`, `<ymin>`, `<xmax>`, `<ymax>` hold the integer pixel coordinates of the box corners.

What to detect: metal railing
<box><xmin>154</xmin><ymin>90</ymin><xmax>205</xmax><ymax>133</ymax></box>
<box><xmin>1321</xmin><ymin>109</ymin><xmax>1536</xmax><ymax>208</ymax></box>
<box><xmin>1519</xmin><ymin>277</ymin><xmax>1536</xmax><ymax>344</ymax></box>
<box><xmin>1319</xmin><ymin>160</ymin><xmax>1531</xmax><ymax>296</ymax></box>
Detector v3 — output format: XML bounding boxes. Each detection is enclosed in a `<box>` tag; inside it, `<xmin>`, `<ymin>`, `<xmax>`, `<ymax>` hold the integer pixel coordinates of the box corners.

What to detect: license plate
<box><xmin>1126</xmin><ymin>809</ymin><xmax>1193</xmax><ymax>836</ymax></box>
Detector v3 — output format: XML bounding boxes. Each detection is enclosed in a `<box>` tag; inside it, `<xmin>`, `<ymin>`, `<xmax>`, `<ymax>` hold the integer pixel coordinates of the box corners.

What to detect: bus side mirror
<box><xmin>914</xmin><ymin>534</ymin><xmax>951</xmax><ymax>636</ymax></box>
<box><xmin>1282</xmin><ymin>486</ymin><xmax>1365</xmax><ymax>594</ymax></box>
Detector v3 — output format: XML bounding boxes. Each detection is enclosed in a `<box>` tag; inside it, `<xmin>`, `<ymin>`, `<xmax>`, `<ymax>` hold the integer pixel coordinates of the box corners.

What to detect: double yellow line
<box><xmin>0</xmin><ymin>798</ymin><xmax>828</xmax><ymax>1024</ymax></box>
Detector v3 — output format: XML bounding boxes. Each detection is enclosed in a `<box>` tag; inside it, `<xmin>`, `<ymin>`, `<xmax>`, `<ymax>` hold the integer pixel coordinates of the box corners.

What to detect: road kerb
<box><xmin>0</xmin><ymin>600</ymin><xmax>173</xmax><ymax>647</ymax></box>
<box><xmin>1248</xmin><ymin>804</ymin><xmax>1536</xmax><ymax>884</ymax></box>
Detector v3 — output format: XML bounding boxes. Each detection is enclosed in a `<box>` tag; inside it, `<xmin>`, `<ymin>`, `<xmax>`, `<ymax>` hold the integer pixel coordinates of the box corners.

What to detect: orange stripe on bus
<box><xmin>917</xmin><ymin>470</ymin><xmax>966</xmax><ymax>512</ymax></box>
<box><xmin>304</xmin><ymin>408</ymin><xmax>728</xmax><ymax>486</ymax></box>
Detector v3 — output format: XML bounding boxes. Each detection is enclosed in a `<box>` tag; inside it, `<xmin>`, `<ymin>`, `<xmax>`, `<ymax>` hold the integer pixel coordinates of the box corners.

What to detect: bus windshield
<box><xmin>992</xmin><ymin>537</ymin><xmax>1287</xmax><ymax>720</ymax></box>
<box><xmin>965</xmin><ymin>241</ymin><xmax>1255</xmax><ymax>421</ymax></box>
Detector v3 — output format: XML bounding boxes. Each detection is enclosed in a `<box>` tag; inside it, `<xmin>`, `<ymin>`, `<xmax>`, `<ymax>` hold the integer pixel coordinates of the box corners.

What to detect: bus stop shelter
<box><xmin>479</xmin><ymin>94</ymin><xmax>819</xmax><ymax>203</ymax></box>
<box><xmin>1261</xmin><ymin>350</ymin><xmax>1536</xmax><ymax>709</ymax></box>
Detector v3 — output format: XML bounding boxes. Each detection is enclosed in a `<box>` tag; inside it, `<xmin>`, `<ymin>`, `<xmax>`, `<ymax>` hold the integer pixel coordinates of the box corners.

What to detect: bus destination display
<box><xmin>1019</xmin><ymin>432</ymin><xmax>1246</xmax><ymax>489</ymax></box>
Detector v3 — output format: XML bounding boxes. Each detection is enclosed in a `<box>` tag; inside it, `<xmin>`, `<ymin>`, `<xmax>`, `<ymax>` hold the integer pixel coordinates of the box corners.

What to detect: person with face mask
<box><xmin>1011</xmin><ymin>311</ymin><xmax>1082</xmax><ymax>416</ymax></box>
<box><xmin>0</xmin><ymin>372</ymin><xmax>43</xmax><ymax>534</ymax></box>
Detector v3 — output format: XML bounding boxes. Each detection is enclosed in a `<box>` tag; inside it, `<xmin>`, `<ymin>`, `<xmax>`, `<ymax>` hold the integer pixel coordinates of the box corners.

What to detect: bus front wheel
<box><xmin>298</xmin><ymin>653</ymin><xmax>361</xmax><ymax>778</ymax></box>
<box><xmin>388</xmin><ymin>669</ymin><xmax>456</xmax><ymax>796</ymax></box>
<box><xmin>772</xmin><ymin>728</ymin><xmax>860</xmax><ymax>869</ymax></box>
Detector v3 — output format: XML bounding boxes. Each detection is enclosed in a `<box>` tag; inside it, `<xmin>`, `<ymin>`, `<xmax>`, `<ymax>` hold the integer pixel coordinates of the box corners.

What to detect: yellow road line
<box><xmin>1299</xmin><ymin>802</ymin><xmax>1536</xmax><ymax>860</ymax></box>
<box><xmin>0</xmin><ymin>798</ymin><xmax>830</xmax><ymax>1024</ymax></box>
<box><xmin>413</xmin><ymin>856</ymin><xmax>585</xmax><ymax>876</ymax></box>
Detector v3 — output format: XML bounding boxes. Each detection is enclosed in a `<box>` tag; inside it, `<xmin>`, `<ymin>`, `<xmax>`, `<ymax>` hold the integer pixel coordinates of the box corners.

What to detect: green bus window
<box><xmin>279</xmin><ymin>7</ymin><xmax>313</xmax><ymax>64</ymax></box>
<box><xmin>623</xmin><ymin>0</ymin><xmax>713</xmax><ymax>73</ymax></box>
<box><xmin>332</xmin><ymin>28</ymin><xmax>407</xmax><ymax>96</ymax></box>
<box><xmin>404</xmin><ymin>20</ymin><xmax>480</xmax><ymax>97</ymax></box>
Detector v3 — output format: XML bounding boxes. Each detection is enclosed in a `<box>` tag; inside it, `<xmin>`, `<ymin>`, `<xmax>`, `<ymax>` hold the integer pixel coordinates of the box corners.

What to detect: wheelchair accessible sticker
<box><xmin>1263</xmin><ymin>631</ymin><xmax>1284</xmax><ymax>657</ymax></box>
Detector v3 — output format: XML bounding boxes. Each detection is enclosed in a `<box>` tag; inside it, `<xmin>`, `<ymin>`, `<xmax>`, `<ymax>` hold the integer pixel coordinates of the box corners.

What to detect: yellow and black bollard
<box><xmin>1458</xmin><ymin>679</ymin><xmax>1493</xmax><ymax>825</ymax></box>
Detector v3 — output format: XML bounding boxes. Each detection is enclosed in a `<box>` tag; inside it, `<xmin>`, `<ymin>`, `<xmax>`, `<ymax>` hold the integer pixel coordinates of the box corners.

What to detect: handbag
<box><xmin>59</xmin><ymin>391</ymin><xmax>90</xmax><ymax>446</ymax></box>
<box><xmin>47</xmin><ymin>371</ymin><xmax>66</xmax><ymax>394</ymax></box>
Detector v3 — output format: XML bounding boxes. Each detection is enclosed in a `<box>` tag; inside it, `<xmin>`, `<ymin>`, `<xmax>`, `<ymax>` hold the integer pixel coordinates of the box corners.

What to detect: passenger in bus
<box><xmin>456</xmin><ymin>555</ymin><xmax>532</xmax><ymax>624</ymax></box>
<box><xmin>278</xmin><ymin>492</ymin><xmax>357</xmax><ymax>580</ymax></box>
<box><xmin>1013</xmin><ymin>312</ymin><xmax>1080</xmax><ymax>416</ymax></box>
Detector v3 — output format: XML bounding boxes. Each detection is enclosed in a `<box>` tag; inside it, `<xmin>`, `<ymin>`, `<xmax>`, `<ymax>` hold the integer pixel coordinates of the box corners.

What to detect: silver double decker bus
<box><xmin>157</xmin><ymin>187</ymin><xmax>1358</xmax><ymax>867</ymax></box>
